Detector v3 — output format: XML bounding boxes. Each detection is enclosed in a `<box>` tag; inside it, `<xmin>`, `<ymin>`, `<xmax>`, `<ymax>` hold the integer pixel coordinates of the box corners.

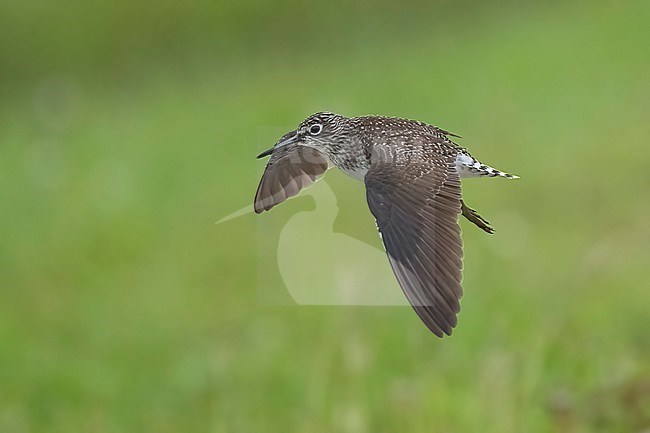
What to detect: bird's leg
<box><xmin>461</xmin><ymin>200</ymin><xmax>494</xmax><ymax>234</ymax></box>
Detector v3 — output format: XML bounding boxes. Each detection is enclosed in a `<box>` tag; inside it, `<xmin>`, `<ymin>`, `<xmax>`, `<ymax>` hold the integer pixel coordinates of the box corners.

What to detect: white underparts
<box><xmin>343</xmin><ymin>166</ymin><xmax>370</xmax><ymax>181</ymax></box>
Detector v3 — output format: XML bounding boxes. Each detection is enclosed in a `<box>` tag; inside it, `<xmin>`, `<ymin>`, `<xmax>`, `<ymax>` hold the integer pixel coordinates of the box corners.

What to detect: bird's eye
<box><xmin>309</xmin><ymin>124</ymin><xmax>323</xmax><ymax>135</ymax></box>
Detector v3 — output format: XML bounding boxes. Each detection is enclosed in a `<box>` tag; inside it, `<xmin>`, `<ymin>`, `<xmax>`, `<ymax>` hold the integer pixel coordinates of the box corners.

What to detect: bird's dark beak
<box><xmin>256</xmin><ymin>147</ymin><xmax>274</xmax><ymax>159</ymax></box>
<box><xmin>256</xmin><ymin>130</ymin><xmax>298</xmax><ymax>159</ymax></box>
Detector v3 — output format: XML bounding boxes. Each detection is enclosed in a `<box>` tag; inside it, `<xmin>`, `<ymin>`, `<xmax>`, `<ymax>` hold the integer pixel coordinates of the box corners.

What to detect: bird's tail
<box><xmin>477</xmin><ymin>164</ymin><xmax>519</xmax><ymax>179</ymax></box>
<box><xmin>457</xmin><ymin>155</ymin><xmax>519</xmax><ymax>179</ymax></box>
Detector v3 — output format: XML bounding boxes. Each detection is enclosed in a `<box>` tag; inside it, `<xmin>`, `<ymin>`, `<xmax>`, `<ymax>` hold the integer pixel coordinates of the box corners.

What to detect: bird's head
<box><xmin>257</xmin><ymin>112</ymin><xmax>349</xmax><ymax>159</ymax></box>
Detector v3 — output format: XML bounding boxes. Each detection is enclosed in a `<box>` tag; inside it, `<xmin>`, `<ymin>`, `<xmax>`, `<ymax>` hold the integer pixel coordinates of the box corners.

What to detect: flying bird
<box><xmin>254</xmin><ymin>112</ymin><xmax>518</xmax><ymax>337</ymax></box>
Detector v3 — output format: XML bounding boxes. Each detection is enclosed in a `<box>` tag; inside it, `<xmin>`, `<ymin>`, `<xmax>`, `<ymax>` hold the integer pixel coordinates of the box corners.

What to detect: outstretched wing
<box><xmin>254</xmin><ymin>145</ymin><xmax>330</xmax><ymax>213</ymax></box>
<box><xmin>365</xmin><ymin>154</ymin><xmax>464</xmax><ymax>337</ymax></box>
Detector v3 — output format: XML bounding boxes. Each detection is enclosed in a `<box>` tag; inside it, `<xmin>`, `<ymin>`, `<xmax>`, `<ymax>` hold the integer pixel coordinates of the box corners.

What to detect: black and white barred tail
<box><xmin>455</xmin><ymin>153</ymin><xmax>519</xmax><ymax>179</ymax></box>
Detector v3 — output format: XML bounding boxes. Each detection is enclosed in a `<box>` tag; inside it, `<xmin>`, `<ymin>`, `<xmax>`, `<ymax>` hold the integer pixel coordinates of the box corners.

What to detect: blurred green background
<box><xmin>1</xmin><ymin>0</ymin><xmax>649</xmax><ymax>432</ymax></box>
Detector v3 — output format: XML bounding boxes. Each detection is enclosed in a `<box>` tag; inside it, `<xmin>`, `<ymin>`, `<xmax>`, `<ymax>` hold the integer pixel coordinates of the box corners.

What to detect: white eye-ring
<box><xmin>309</xmin><ymin>124</ymin><xmax>323</xmax><ymax>135</ymax></box>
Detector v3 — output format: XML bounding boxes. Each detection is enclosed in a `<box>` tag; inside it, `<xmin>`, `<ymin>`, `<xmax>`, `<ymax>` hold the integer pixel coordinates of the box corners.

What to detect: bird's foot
<box><xmin>461</xmin><ymin>201</ymin><xmax>494</xmax><ymax>234</ymax></box>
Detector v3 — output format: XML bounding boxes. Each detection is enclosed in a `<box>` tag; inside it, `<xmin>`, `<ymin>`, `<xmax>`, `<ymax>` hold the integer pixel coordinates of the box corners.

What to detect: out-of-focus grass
<box><xmin>1</xmin><ymin>1</ymin><xmax>649</xmax><ymax>432</ymax></box>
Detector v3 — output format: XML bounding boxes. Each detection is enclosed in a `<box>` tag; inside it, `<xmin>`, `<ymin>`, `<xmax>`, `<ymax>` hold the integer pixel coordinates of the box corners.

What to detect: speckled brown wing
<box><xmin>365</xmin><ymin>154</ymin><xmax>464</xmax><ymax>337</ymax></box>
<box><xmin>254</xmin><ymin>145</ymin><xmax>330</xmax><ymax>213</ymax></box>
